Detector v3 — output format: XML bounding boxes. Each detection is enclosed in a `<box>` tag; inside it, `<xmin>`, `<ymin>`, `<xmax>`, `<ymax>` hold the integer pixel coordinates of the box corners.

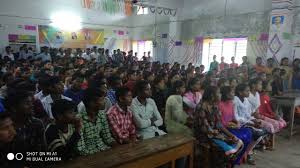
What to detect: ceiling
<box><xmin>181</xmin><ymin>0</ymin><xmax>272</xmax><ymax>19</ymax></box>
<box><xmin>1</xmin><ymin>0</ymin><xmax>298</xmax><ymax>28</ymax></box>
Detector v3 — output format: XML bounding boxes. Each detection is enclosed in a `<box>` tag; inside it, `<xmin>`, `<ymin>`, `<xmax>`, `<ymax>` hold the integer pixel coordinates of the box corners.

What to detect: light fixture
<box><xmin>50</xmin><ymin>12</ymin><xmax>82</xmax><ymax>31</ymax></box>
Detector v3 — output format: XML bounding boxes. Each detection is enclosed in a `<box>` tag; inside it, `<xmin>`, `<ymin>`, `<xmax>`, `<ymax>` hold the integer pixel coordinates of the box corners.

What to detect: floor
<box><xmin>238</xmin><ymin>127</ymin><xmax>300</xmax><ymax>168</ymax></box>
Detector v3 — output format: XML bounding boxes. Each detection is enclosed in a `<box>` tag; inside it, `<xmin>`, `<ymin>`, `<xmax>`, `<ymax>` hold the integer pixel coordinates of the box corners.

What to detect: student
<box><xmin>165</xmin><ymin>80</ymin><xmax>193</xmax><ymax>135</ymax></box>
<box><xmin>271</xmin><ymin>68</ymin><xmax>284</xmax><ymax>96</ymax></box>
<box><xmin>0</xmin><ymin>72</ymin><xmax>14</xmax><ymax>100</ymax></box>
<box><xmin>219</xmin><ymin>86</ymin><xmax>253</xmax><ymax>165</ymax></box>
<box><xmin>152</xmin><ymin>76</ymin><xmax>167</xmax><ymax>110</ymax></box>
<box><xmin>167</xmin><ymin>72</ymin><xmax>181</xmax><ymax>89</ymax></box>
<box><xmin>183</xmin><ymin>78</ymin><xmax>202</xmax><ymax>117</ymax></box>
<box><xmin>130</xmin><ymin>81</ymin><xmax>166</xmax><ymax>139</ymax></box>
<box><xmin>41</xmin><ymin>76</ymin><xmax>72</xmax><ymax>119</ymax></box>
<box><xmin>87</xmin><ymin>79</ymin><xmax>112</xmax><ymax>113</ymax></box>
<box><xmin>63</xmin><ymin>75</ymin><xmax>85</xmax><ymax>105</ymax></box>
<box><xmin>45</xmin><ymin>99</ymin><xmax>82</xmax><ymax>160</ymax></box>
<box><xmin>37</xmin><ymin>46</ymin><xmax>51</xmax><ymax>62</ymax></box>
<box><xmin>2</xmin><ymin>46</ymin><xmax>15</xmax><ymax>61</ymax></box>
<box><xmin>107</xmin><ymin>75</ymin><xmax>123</xmax><ymax>105</ymax></box>
<box><xmin>209</xmin><ymin>55</ymin><xmax>219</xmax><ymax>71</ymax></box>
<box><xmin>234</xmin><ymin>84</ymin><xmax>267</xmax><ymax>164</ymax></box>
<box><xmin>217</xmin><ymin>78</ymin><xmax>229</xmax><ymax>88</ymax></box>
<box><xmin>6</xmin><ymin>88</ymin><xmax>46</xmax><ymax>153</ymax></box>
<box><xmin>259</xmin><ymin>81</ymin><xmax>287</xmax><ymax>131</ymax></box>
<box><xmin>266</xmin><ymin>58</ymin><xmax>276</xmax><ymax>75</ymax></box>
<box><xmin>219</xmin><ymin>56</ymin><xmax>228</xmax><ymax>71</ymax></box>
<box><xmin>0</xmin><ymin>112</ymin><xmax>26</xmax><ymax>168</ymax></box>
<box><xmin>107</xmin><ymin>87</ymin><xmax>136</xmax><ymax>144</ymax></box>
<box><xmin>124</xmin><ymin>70</ymin><xmax>137</xmax><ymax>92</ymax></box>
<box><xmin>229</xmin><ymin>78</ymin><xmax>238</xmax><ymax>91</ymax></box>
<box><xmin>254</xmin><ymin>57</ymin><xmax>267</xmax><ymax>74</ymax></box>
<box><xmin>289</xmin><ymin>58</ymin><xmax>300</xmax><ymax>90</ymax></box>
<box><xmin>82</xmin><ymin>48</ymin><xmax>92</xmax><ymax>61</ymax></box>
<box><xmin>230</xmin><ymin>57</ymin><xmax>239</xmax><ymax>68</ymax></box>
<box><xmin>77</xmin><ymin>88</ymin><xmax>116</xmax><ymax>155</ymax></box>
<box><xmin>194</xmin><ymin>86</ymin><xmax>243</xmax><ymax>167</ymax></box>
<box><xmin>248</xmin><ymin>79</ymin><xmax>279</xmax><ymax>134</ymax></box>
<box><xmin>143</xmin><ymin>71</ymin><xmax>155</xmax><ymax>84</ymax></box>
<box><xmin>280</xmin><ymin>57</ymin><xmax>292</xmax><ymax>91</ymax></box>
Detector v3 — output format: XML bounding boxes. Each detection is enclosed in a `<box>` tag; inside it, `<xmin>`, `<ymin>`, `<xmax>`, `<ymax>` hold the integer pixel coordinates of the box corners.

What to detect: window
<box><xmin>202</xmin><ymin>38</ymin><xmax>247</xmax><ymax>72</ymax></box>
<box><xmin>132</xmin><ymin>40</ymin><xmax>153</xmax><ymax>60</ymax></box>
<box><xmin>137</xmin><ymin>6</ymin><xmax>149</xmax><ymax>15</ymax></box>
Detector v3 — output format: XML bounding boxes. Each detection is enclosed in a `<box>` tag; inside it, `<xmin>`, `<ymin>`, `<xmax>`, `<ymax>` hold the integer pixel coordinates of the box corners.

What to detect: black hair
<box><xmin>115</xmin><ymin>87</ymin><xmax>131</xmax><ymax>102</ymax></box>
<box><xmin>6</xmin><ymin>89</ymin><xmax>32</xmax><ymax>109</ymax></box>
<box><xmin>153</xmin><ymin>75</ymin><xmax>165</xmax><ymax>86</ymax></box>
<box><xmin>48</xmin><ymin>76</ymin><xmax>61</xmax><ymax>85</ymax></box>
<box><xmin>38</xmin><ymin>74</ymin><xmax>52</xmax><ymax>88</ymax></box>
<box><xmin>262</xmin><ymin>81</ymin><xmax>270</xmax><ymax>91</ymax></box>
<box><xmin>170</xmin><ymin>80</ymin><xmax>185</xmax><ymax>95</ymax></box>
<box><xmin>235</xmin><ymin>83</ymin><xmax>249</xmax><ymax>96</ymax></box>
<box><xmin>256</xmin><ymin>57</ymin><xmax>262</xmax><ymax>61</ymax></box>
<box><xmin>0</xmin><ymin>112</ymin><xmax>11</xmax><ymax>123</ymax></box>
<box><xmin>134</xmin><ymin>80</ymin><xmax>149</xmax><ymax>96</ymax></box>
<box><xmin>83</xmin><ymin>88</ymin><xmax>106</xmax><ymax>108</ymax></box>
<box><xmin>217</xmin><ymin>78</ymin><xmax>228</xmax><ymax>87</ymax></box>
<box><xmin>272</xmin><ymin>68</ymin><xmax>281</xmax><ymax>75</ymax></box>
<box><xmin>107</xmin><ymin>75</ymin><xmax>122</xmax><ymax>88</ymax></box>
<box><xmin>127</xmin><ymin>70</ymin><xmax>136</xmax><ymax>76</ymax></box>
<box><xmin>143</xmin><ymin>71</ymin><xmax>154</xmax><ymax>80</ymax></box>
<box><xmin>249</xmin><ymin>78</ymin><xmax>262</xmax><ymax>89</ymax></box>
<box><xmin>281</xmin><ymin>57</ymin><xmax>289</xmax><ymax>65</ymax></box>
<box><xmin>187</xmin><ymin>77</ymin><xmax>200</xmax><ymax>92</ymax></box>
<box><xmin>202</xmin><ymin>86</ymin><xmax>219</xmax><ymax>103</ymax></box>
<box><xmin>2</xmin><ymin>72</ymin><xmax>13</xmax><ymax>84</ymax></box>
<box><xmin>220</xmin><ymin>86</ymin><xmax>233</xmax><ymax>102</ymax></box>
<box><xmin>52</xmin><ymin>99</ymin><xmax>76</xmax><ymax>120</ymax></box>
<box><xmin>8</xmin><ymin>80</ymin><xmax>35</xmax><ymax>92</ymax></box>
<box><xmin>229</xmin><ymin>78</ymin><xmax>237</xmax><ymax>84</ymax></box>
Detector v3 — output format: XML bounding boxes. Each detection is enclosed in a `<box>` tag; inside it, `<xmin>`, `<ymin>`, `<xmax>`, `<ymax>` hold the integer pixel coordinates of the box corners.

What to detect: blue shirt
<box><xmin>63</xmin><ymin>89</ymin><xmax>84</xmax><ymax>105</ymax></box>
<box><xmin>107</xmin><ymin>89</ymin><xmax>116</xmax><ymax>105</ymax></box>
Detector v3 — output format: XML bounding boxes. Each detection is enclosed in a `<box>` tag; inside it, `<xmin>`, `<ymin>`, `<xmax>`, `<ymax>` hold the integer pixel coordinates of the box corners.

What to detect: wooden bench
<box><xmin>55</xmin><ymin>134</ymin><xmax>194</xmax><ymax>168</ymax></box>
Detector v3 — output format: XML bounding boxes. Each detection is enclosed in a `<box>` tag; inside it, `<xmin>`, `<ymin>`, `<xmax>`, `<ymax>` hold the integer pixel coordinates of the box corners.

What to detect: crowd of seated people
<box><xmin>0</xmin><ymin>45</ymin><xmax>299</xmax><ymax>168</ymax></box>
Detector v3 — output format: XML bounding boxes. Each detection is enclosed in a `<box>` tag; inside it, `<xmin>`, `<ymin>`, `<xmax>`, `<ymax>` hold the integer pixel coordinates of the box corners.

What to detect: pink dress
<box><xmin>183</xmin><ymin>91</ymin><xmax>202</xmax><ymax>117</ymax></box>
<box><xmin>258</xmin><ymin>93</ymin><xmax>286</xmax><ymax>133</ymax></box>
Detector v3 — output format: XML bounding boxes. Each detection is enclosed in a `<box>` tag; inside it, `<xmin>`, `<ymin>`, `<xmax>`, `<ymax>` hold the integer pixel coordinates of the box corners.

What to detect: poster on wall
<box><xmin>38</xmin><ymin>25</ymin><xmax>104</xmax><ymax>48</ymax></box>
<box><xmin>8</xmin><ymin>34</ymin><xmax>36</xmax><ymax>44</ymax></box>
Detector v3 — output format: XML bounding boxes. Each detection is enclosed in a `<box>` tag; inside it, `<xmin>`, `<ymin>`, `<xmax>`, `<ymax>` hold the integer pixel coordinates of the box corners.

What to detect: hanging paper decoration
<box><xmin>175</xmin><ymin>41</ymin><xmax>182</xmax><ymax>46</ymax></box>
<box><xmin>82</xmin><ymin>0</ymin><xmax>133</xmax><ymax>16</ymax></box>
<box><xmin>259</xmin><ymin>33</ymin><xmax>269</xmax><ymax>41</ymax></box>
<box><xmin>25</xmin><ymin>25</ymin><xmax>36</xmax><ymax>31</ymax></box>
<box><xmin>162</xmin><ymin>34</ymin><xmax>168</xmax><ymax>38</ymax></box>
<box><xmin>249</xmin><ymin>34</ymin><xmax>258</xmax><ymax>41</ymax></box>
<box><xmin>118</xmin><ymin>30</ymin><xmax>124</xmax><ymax>35</ymax></box>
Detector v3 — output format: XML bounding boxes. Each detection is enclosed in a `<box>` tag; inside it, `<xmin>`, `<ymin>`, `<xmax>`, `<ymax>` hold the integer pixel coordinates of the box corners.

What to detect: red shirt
<box><xmin>259</xmin><ymin>93</ymin><xmax>276</xmax><ymax>119</ymax></box>
<box><xmin>230</xmin><ymin>63</ymin><xmax>238</xmax><ymax>68</ymax></box>
<box><xmin>219</xmin><ymin>63</ymin><xmax>228</xmax><ymax>71</ymax></box>
<box><xmin>107</xmin><ymin>104</ymin><xmax>136</xmax><ymax>144</ymax></box>
<box><xmin>124</xmin><ymin>80</ymin><xmax>136</xmax><ymax>91</ymax></box>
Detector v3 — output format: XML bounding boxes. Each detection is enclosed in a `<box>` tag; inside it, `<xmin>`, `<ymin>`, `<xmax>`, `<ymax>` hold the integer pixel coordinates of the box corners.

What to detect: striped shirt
<box><xmin>76</xmin><ymin>105</ymin><xmax>115</xmax><ymax>155</ymax></box>
<box><xmin>107</xmin><ymin>104</ymin><xmax>136</xmax><ymax>144</ymax></box>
